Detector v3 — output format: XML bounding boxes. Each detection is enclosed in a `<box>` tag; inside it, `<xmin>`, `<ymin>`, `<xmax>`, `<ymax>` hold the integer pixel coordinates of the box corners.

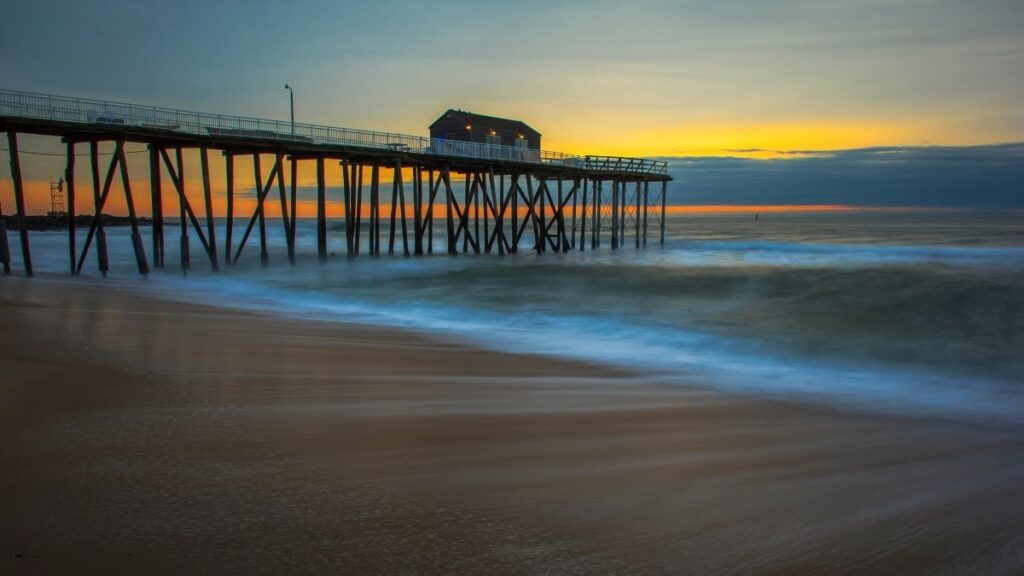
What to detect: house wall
<box><xmin>429</xmin><ymin>116</ymin><xmax>541</xmax><ymax>150</ymax></box>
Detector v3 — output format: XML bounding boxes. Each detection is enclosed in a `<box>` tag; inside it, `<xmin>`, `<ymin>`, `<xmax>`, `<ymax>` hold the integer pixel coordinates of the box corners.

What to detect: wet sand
<box><xmin>2</xmin><ymin>277</ymin><xmax>1023</xmax><ymax>575</ymax></box>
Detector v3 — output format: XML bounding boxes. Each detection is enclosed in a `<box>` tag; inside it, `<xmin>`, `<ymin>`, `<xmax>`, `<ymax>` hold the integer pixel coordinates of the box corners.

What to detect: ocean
<box><xmin>11</xmin><ymin>210</ymin><xmax>1024</xmax><ymax>425</ymax></box>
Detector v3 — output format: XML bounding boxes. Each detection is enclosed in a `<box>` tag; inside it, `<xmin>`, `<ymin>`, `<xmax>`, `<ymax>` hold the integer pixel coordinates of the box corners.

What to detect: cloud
<box><xmin>660</xmin><ymin>143</ymin><xmax>1024</xmax><ymax>208</ymax></box>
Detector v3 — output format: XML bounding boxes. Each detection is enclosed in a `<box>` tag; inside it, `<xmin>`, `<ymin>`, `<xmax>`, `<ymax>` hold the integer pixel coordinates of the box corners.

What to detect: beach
<box><xmin>2</xmin><ymin>276</ymin><xmax>1023</xmax><ymax>575</ymax></box>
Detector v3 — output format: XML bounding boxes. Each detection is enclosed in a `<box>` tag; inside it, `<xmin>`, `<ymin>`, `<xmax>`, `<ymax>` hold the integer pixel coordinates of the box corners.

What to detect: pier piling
<box><xmin>7</xmin><ymin>132</ymin><xmax>32</xmax><ymax>275</ymax></box>
<box><xmin>316</xmin><ymin>156</ymin><xmax>327</xmax><ymax>261</ymax></box>
<box><xmin>0</xmin><ymin>200</ymin><xmax>10</xmax><ymax>274</ymax></box>
<box><xmin>66</xmin><ymin>141</ymin><xmax>77</xmax><ymax>274</ymax></box>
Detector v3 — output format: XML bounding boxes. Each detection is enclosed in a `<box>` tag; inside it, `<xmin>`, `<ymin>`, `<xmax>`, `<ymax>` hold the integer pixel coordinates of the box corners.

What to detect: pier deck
<box><xmin>1</xmin><ymin>89</ymin><xmax>671</xmax><ymax>276</ymax></box>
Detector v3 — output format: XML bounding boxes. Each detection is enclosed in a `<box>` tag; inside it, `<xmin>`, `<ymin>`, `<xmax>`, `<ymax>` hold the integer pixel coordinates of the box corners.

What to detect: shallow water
<box><xmin>10</xmin><ymin>210</ymin><xmax>1024</xmax><ymax>424</ymax></box>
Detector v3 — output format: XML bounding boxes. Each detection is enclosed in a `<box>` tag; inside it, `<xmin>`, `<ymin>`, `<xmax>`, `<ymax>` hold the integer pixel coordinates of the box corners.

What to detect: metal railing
<box><xmin>0</xmin><ymin>88</ymin><xmax>668</xmax><ymax>176</ymax></box>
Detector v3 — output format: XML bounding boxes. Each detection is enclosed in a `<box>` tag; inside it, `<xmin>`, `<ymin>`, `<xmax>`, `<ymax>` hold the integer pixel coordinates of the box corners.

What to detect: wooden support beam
<box><xmin>473</xmin><ymin>173</ymin><xmax>481</xmax><ymax>254</ymax></box>
<box><xmin>570</xmin><ymin>177</ymin><xmax>578</xmax><ymax>251</ymax></box>
<box><xmin>562</xmin><ymin>180</ymin><xmax>578</xmax><ymax>251</ymax></box>
<box><xmin>0</xmin><ymin>198</ymin><xmax>9</xmax><ymax>274</ymax></box>
<box><xmin>276</xmin><ymin>152</ymin><xmax>294</xmax><ymax>265</ymax></box>
<box><xmin>487</xmin><ymin>172</ymin><xmax>514</xmax><ymax>255</ymax></box>
<box><xmin>290</xmin><ymin>156</ymin><xmax>298</xmax><ymax>263</ymax></box>
<box><xmin>342</xmin><ymin>158</ymin><xmax>354</xmax><ymax>255</ymax></box>
<box><xmin>461</xmin><ymin>173</ymin><xmax>470</xmax><ymax>254</ymax></box>
<box><xmin>514</xmin><ymin>184</ymin><xmax>534</xmax><ymax>250</ymax></box>
<box><xmin>620</xmin><ymin>180</ymin><xmax>627</xmax><ymax>247</ymax></box>
<box><xmin>254</xmin><ymin>153</ymin><xmax>269</xmax><ymax>266</ymax></box>
<box><xmin>537</xmin><ymin>177</ymin><xmax>547</xmax><ymax>253</ymax></box>
<box><xmin>482</xmin><ymin>172</ymin><xmax>491</xmax><ymax>254</ymax></box>
<box><xmin>611</xmin><ymin>180</ymin><xmax>619</xmax><ymax>250</ymax></box>
<box><xmin>369</xmin><ymin>164</ymin><xmax>376</xmax><ymax>255</ymax></box>
<box><xmin>556</xmin><ymin>179</ymin><xmax>564</xmax><ymax>252</ymax></box>
<box><xmin>422</xmin><ymin>169</ymin><xmax>443</xmax><ymax>255</ymax></box>
<box><xmin>370</xmin><ymin>163</ymin><xmax>380</xmax><ymax>256</ymax></box>
<box><xmin>224</xmin><ymin>153</ymin><xmax>234</xmax><ymax>265</ymax></box>
<box><xmin>168</xmin><ymin>150</ymin><xmax>213</xmax><ymax>259</ymax></box>
<box><xmin>522</xmin><ymin>174</ymin><xmax>543</xmax><ymax>255</ymax></box>
<box><xmin>76</xmin><ymin>141</ymin><xmax>119</xmax><ymax>275</ymax></box>
<box><xmin>612</xmin><ymin>180</ymin><xmax>619</xmax><ymax>249</ymax></box>
<box><xmin>156</xmin><ymin>148</ymin><xmax>214</xmax><ymax>270</ymax></box>
<box><xmin>660</xmin><ymin>180</ymin><xmax>667</xmax><ymax>245</ymax></box>
<box><xmin>642</xmin><ymin>180</ymin><xmax>649</xmax><ymax>248</ymax></box>
<box><xmin>317</xmin><ymin>156</ymin><xmax>327</xmax><ymax>261</ymax></box>
<box><xmin>580</xmin><ymin>178</ymin><xmax>588</xmax><ymax>252</ymax></box>
<box><xmin>397</xmin><ymin>160</ymin><xmax>409</xmax><ymax>256</ymax></box>
<box><xmin>230</xmin><ymin>153</ymin><xmax>279</xmax><ymax>265</ymax></box>
<box><xmin>467</xmin><ymin>174</ymin><xmax>480</xmax><ymax>254</ymax></box>
<box><xmin>388</xmin><ymin>163</ymin><xmax>398</xmax><ymax>254</ymax></box>
<box><xmin>177</xmin><ymin>148</ymin><xmax>190</xmax><ymax>271</ymax></box>
<box><xmin>511</xmin><ymin>173</ymin><xmax>519</xmax><ymax>252</ymax></box>
<box><xmin>200</xmin><ymin>147</ymin><xmax>219</xmax><ymax>271</ymax></box>
<box><xmin>541</xmin><ymin>180</ymin><xmax>577</xmax><ymax>252</ymax></box>
<box><xmin>443</xmin><ymin>168</ymin><xmax>456</xmax><ymax>255</ymax></box>
<box><xmin>341</xmin><ymin>159</ymin><xmax>352</xmax><ymax>256</ymax></box>
<box><xmin>635</xmin><ymin>181</ymin><xmax>641</xmax><ymax>249</ymax></box>
<box><xmin>66</xmin><ymin>141</ymin><xmax>77</xmax><ymax>274</ymax></box>
<box><xmin>149</xmin><ymin>145</ymin><xmax>164</xmax><ymax>268</ymax></box>
<box><xmin>502</xmin><ymin>176</ymin><xmax>515</xmax><ymax>254</ymax></box>
<box><xmin>427</xmin><ymin>169</ymin><xmax>435</xmax><ymax>254</ymax></box>
<box><xmin>550</xmin><ymin>179</ymin><xmax>564</xmax><ymax>252</ymax></box>
<box><xmin>452</xmin><ymin>173</ymin><xmax>480</xmax><ymax>254</ymax></box>
<box><xmin>499</xmin><ymin>174</ymin><xmax>507</xmax><ymax>253</ymax></box>
<box><xmin>610</xmin><ymin>179</ymin><xmax>618</xmax><ymax>247</ymax></box>
<box><xmin>6</xmin><ymin>132</ymin><xmax>32</xmax><ymax>276</ymax></box>
<box><xmin>413</xmin><ymin>166</ymin><xmax>423</xmax><ymax>255</ymax></box>
<box><xmin>488</xmin><ymin>168</ymin><xmax>506</xmax><ymax>256</ymax></box>
<box><xmin>117</xmin><ymin>140</ymin><xmax>150</xmax><ymax>275</ymax></box>
<box><xmin>92</xmin><ymin>141</ymin><xmax>109</xmax><ymax>274</ymax></box>
<box><xmin>546</xmin><ymin>179</ymin><xmax>564</xmax><ymax>252</ymax></box>
<box><xmin>354</xmin><ymin>164</ymin><xmax>364</xmax><ymax>255</ymax></box>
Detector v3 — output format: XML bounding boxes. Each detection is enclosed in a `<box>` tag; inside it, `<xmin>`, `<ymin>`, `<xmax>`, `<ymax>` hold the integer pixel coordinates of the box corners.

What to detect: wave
<box><xmin>9</xmin><ymin>215</ymin><xmax>1024</xmax><ymax>426</ymax></box>
<box><xmin>135</xmin><ymin>269</ymin><xmax>1024</xmax><ymax>426</ymax></box>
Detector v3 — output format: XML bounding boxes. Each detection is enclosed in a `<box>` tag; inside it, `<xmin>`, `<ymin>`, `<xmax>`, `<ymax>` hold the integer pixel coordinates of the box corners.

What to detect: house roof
<box><xmin>429</xmin><ymin>109</ymin><xmax>541</xmax><ymax>137</ymax></box>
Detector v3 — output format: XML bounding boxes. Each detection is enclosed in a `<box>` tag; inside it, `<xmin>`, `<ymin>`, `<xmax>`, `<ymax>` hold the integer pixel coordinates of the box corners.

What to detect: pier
<box><xmin>1</xmin><ymin>89</ymin><xmax>671</xmax><ymax>276</ymax></box>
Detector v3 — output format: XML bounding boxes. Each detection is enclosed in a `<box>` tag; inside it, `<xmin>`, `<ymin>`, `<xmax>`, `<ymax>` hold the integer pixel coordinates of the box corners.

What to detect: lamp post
<box><xmin>284</xmin><ymin>84</ymin><xmax>294</xmax><ymax>135</ymax></box>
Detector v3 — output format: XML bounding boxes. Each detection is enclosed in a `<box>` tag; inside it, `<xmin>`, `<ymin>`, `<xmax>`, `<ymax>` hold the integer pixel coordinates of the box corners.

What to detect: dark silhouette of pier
<box><xmin>1</xmin><ymin>89</ymin><xmax>671</xmax><ymax>276</ymax></box>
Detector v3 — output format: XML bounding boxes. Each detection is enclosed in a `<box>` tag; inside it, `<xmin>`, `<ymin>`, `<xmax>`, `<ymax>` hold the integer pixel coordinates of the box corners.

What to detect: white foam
<box><xmin>10</xmin><ymin>222</ymin><xmax>1024</xmax><ymax>426</ymax></box>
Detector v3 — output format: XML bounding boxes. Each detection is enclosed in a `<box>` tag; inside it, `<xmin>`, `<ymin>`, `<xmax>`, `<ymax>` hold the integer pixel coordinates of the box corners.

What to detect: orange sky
<box><xmin>0</xmin><ymin>175</ymin><xmax>936</xmax><ymax>220</ymax></box>
<box><xmin>0</xmin><ymin>135</ymin><xmax>978</xmax><ymax>218</ymax></box>
<box><xmin>0</xmin><ymin>133</ymin><xmax>1007</xmax><ymax>218</ymax></box>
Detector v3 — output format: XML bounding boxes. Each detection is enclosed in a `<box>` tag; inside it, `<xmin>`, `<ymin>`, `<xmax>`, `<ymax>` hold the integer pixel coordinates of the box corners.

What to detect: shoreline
<box><xmin>36</xmin><ymin>269</ymin><xmax>1023</xmax><ymax>432</ymax></box>
<box><xmin>2</xmin><ymin>277</ymin><xmax>1023</xmax><ymax>574</ymax></box>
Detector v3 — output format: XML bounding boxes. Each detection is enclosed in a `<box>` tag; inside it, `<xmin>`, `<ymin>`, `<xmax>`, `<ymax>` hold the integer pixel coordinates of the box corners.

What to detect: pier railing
<box><xmin>0</xmin><ymin>88</ymin><xmax>668</xmax><ymax>176</ymax></box>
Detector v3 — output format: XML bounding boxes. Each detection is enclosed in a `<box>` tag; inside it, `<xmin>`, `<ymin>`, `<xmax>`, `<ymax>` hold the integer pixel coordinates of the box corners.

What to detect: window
<box><xmin>485</xmin><ymin>132</ymin><xmax>501</xmax><ymax>146</ymax></box>
<box><xmin>514</xmin><ymin>137</ymin><xmax>528</xmax><ymax>149</ymax></box>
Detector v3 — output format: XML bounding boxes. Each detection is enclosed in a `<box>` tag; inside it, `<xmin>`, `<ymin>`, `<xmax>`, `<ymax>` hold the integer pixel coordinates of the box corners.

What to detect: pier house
<box><xmin>429</xmin><ymin>110</ymin><xmax>541</xmax><ymax>151</ymax></box>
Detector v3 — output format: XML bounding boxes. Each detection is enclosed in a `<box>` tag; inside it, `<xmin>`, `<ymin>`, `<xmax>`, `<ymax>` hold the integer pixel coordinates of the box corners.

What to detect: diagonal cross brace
<box><xmin>231</xmin><ymin>154</ymin><xmax>281</xmax><ymax>264</ymax></box>
<box><xmin>159</xmin><ymin>148</ymin><xmax>214</xmax><ymax>262</ymax></box>
<box><xmin>76</xmin><ymin>141</ymin><xmax>124</xmax><ymax>275</ymax></box>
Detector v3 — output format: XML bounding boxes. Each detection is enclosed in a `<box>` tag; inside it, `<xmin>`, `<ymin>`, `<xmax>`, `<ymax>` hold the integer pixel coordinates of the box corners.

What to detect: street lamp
<box><xmin>284</xmin><ymin>84</ymin><xmax>294</xmax><ymax>135</ymax></box>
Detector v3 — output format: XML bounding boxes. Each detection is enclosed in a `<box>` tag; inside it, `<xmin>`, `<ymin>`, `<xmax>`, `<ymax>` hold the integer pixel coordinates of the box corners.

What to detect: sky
<box><xmin>2</xmin><ymin>0</ymin><xmax>1023</xmax><ymax>210</ymax></box>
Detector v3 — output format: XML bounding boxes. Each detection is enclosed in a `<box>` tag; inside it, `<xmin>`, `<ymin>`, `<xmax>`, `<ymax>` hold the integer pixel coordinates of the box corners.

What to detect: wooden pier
<box><xmin>1</xmin><ymin>89</ymin><xmax>671</xmax><ymax>276</ymax></box>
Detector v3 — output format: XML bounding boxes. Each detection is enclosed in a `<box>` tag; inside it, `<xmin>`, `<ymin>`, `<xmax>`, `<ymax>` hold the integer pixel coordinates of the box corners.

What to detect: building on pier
<box><xmin>429</xmin><ymin>110</ymin><xmax>541</xmax><ymax>150</ymax></box>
